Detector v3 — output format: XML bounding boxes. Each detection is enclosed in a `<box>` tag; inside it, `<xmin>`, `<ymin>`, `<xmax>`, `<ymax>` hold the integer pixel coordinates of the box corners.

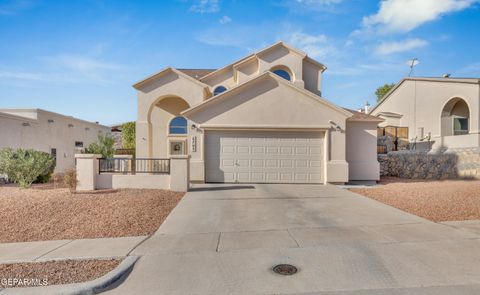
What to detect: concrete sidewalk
<box><xmin>105</xmin><ymin>184</ymin><xmax>480</xmax><ymax>295</ymax></box>
<box><xmin>0</xmin><ymin>236</ymin><xmax>147</xmax><ymax>263</ymax></box>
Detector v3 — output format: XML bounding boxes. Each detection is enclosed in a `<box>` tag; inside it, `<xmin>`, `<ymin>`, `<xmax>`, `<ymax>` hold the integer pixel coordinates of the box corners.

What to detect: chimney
<box><xmin>364</xmin><ymin>101</ymin><xmax>371</xmax><ymax>113</ymax></box>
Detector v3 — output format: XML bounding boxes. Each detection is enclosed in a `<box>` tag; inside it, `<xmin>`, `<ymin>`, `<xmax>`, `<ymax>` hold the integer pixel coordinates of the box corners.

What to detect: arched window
<box><xmin>272</xmin><ymin>69</ymin><xmax>291</xmax><ymax>81</ymax></box>
<box><xmin>441</xmin><ymin>98</ymin><xmax>469</xmax><ymax>136</ymax></box>
<box><xmin>213</xmin><ymin>85</ymin><xmax>227</xmax><ymax>96</ymax></box>
<box><xmin>169</xmin><ymin>116</ymin><xmax>187</xmax><ymax>134</ymax></box>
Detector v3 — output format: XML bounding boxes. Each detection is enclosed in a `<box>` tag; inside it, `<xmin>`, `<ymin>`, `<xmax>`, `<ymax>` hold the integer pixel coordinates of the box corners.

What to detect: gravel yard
<box><xmin>0</xmin><ymin>259</ymin><xmax>121</xmax><ymax>288</ymax></box>
<box><xmin>350</xmin><ymin>178</ymin><xmax>480</xmax><ymax>222</ymax></box>
<box><xmin>0</xmin><ymin>187</ymin><xmax>184</xmax><ymax>243</ymax></box>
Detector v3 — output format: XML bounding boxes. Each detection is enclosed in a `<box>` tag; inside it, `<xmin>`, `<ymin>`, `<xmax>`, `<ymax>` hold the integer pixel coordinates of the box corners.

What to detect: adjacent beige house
<box><xmin>370</xmin><ymin>77</ymin><xmax>480</xmax><ymax>150</ymax></box>
<box><xmin>0</xmin><ymin>109</ymin><xmax>110</xmax><ymax>172</ymax></box>
<box><xmin>134</xmin><ymin>42</ymin><xmax>382</xmax><ymax>184</ymax></box>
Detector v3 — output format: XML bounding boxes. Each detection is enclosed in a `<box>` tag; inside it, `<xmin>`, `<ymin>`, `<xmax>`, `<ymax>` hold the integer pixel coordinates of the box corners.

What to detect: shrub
<box><xmin>35</xmin><ymin>161</ymin><xmax>56</xmax><ymax>183</ymax></box>
<box><xmin>84</xmin><ymin>134</ymin><xmax>115</xmax><ymax>158</ymax></box>
<box><xmin>63</xmin><ymin>169</ymin><xmax>77</xmax><ymax>192</ymax></box>
<box><xmin>0</xmin><ymin>148</ymin><xmax>55</xmax><ymax>188</ymax></box>
<box><xmin>121</xmin><ymin>122</ymin><xmax>136</xmax><ymax>149</ymax></box>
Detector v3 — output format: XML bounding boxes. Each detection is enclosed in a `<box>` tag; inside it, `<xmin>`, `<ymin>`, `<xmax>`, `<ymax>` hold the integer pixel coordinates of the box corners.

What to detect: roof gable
<box><xmin>182</xmin><ymin>72</ymin><xmax>351</xmax><ymax>125</ymax></box>
<box><xmin>133</xmin><ymin>67</ymin><xmax>208</xmax><ymax>90</ymax></box>
<box><xmin>370</xmin><ymin>77</ymin><xmax>480</xmax><ymax>114</ymax></box>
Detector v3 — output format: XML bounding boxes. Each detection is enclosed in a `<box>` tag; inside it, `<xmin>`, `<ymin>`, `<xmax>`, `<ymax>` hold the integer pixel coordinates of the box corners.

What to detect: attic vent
<box><xmin>48</xmin><ymin>119</ymin><xmax>54</xmax><ymax>123</ymax></box>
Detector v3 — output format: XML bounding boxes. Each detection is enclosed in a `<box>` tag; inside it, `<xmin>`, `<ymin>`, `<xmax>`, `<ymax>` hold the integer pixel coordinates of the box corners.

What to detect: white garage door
<box><xmin>205</xmin><ymin>131</ymin><xmax>324</xmax><ymax>183</ymax></box>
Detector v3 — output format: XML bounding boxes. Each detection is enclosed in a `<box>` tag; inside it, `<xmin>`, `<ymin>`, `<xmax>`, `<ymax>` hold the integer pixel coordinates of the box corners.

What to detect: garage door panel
<box><xmin>205</xmin><ymin>131</ymin><xmax>324</xmax><ymax>183</ymax></box>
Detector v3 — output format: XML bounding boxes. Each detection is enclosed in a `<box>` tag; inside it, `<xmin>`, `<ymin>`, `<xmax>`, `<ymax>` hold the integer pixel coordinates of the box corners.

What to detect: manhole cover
<box><xmin>272</xmin><ymin>264</ymin><xmax>298</xmax><ymax>275</ymax></box>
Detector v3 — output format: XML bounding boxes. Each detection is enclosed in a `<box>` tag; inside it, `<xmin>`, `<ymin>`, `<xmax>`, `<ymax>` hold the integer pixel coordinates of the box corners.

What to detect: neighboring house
<box><xmin>133</xmin><ymin>41</ymin><xmax>383</xmax><ymax>184</ymax></box>
<box><xmin>370</xmin><ymin>77</ymin><xmax>480</xmax><ymax>150</ymax></box>
<box><xmin>0</xmin><ymin>109</ymin><xmax>110</xmax><ymax>172</ymax></box>
<box><xmin>110</xmin><ymin>124</ymin><xmax>124</xmax><ymax>149</ymax></box>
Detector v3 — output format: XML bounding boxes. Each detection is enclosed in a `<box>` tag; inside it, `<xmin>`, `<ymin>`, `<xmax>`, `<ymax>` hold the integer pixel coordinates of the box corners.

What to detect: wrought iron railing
<box><xmin>99</xmin><ymin>158</ymin><xmax>170</xmax><ymax>174</ymax></box>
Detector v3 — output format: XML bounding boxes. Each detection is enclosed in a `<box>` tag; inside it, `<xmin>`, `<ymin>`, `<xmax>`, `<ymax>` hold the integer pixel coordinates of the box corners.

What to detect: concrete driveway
<box><xmin>106</xmin><ymin>184</ymin><xmax>480</xmax><ymax>294</ymax></box>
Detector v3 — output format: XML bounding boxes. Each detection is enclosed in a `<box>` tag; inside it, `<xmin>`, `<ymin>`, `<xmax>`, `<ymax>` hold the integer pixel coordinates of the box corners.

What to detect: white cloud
<box><xmin>283</xmin><ymin>0</ymin><xmax>343</xmax><ymax>11</ymax></box>
<box><xmin>190</xmin><ymin>0</ymin><xmax>220</xmax><ymax>14</ymax></box>
<box><xmin>0</xmin><ymin>0</ymin><xmax>35</xmax><ymax>15</ymax></box>
<box><xmin>44</xmin><ymin>55</ymin><xmax>120</xmax><ymax>72</ymax></box>
<box><xmin>362</xmin><ymin>0</ymin><xmax>479</xmax><ymax>34</ymax></box>
<box><xmin>294</xmin><ymin>0</ymin><xmax>343</xmax><ymax>5</ymax></box>
<box><xmin>0</xmin><ymin>71</ymin><xmax>45</xmax><ymax>81</ymax></box>
<box><xmin>286</xmin><ymin>31</ymin><xmax>334</xmax><ymax>59</ymax></box>
<box><xmin>374</xmin><ymin>38</ymin><xmax>428</xmax><ymax>55</ymax></box>
<box><xmin>219</xmin><ymin>15</ymin><xmax>231</xmax><ymax>24</ymax></box>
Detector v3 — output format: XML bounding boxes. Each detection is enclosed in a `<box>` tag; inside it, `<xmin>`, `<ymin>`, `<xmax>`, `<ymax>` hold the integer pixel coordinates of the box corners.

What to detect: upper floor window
<box><xmin>213</xmin><ymin>85</ymin><xmax>227</xmax><ymax>96</ymax></box>
<box><xmin>272</xmin><ymin>69</ymin><xmax>291</xmax><ymax>81</ymax></box>
<box><xmin>169</xmin><ymin>116</ymin><xmax>188</xmax><ymax>135</ymax></box>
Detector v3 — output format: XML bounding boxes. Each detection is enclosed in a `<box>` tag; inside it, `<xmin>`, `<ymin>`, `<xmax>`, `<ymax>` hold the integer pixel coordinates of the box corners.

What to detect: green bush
<box><xmin>0</xmin><ymin>148</ymin><xmax>55</xmax><ymax>188</ymax></box>
<box><xmin>84</xmin><ymin>134</ymin><xmax>115</xmax><ymax>158</ymax></box>
<box><xmin>121</xmin><ymin>122</ymin><xmax>136</xmax><ymax>149</ymax></box>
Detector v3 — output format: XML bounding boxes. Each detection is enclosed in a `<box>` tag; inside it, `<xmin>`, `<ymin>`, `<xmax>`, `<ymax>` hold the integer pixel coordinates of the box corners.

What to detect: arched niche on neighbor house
<box><xmin>441</xmin><ymin>97</ymin><xmax>470</xmax><ymax>136</ymax></box>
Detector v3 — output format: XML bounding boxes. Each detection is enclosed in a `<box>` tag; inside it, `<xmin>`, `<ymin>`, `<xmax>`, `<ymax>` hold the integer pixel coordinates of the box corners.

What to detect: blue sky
<box><xmin>0</xmin><ymin>0</ymin><xmax>479</xmax><ymax>125</ymax></box>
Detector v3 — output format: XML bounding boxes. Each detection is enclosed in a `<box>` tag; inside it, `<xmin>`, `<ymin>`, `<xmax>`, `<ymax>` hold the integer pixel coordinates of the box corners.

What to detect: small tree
<box><xmin>84</xmin><ymin>134</ymin><xmax>115</xmax><ymax>158</ymax></box>
<box><xmin>121</xmin><ymin>122</ymin><xmax>136</xmax><ymax>149</ymax></box>
<box><xmin>375</xmin><ymin>83</ymin><xmax>396</xmax><ymax>102</ymax></box>
<box><xmin>0</xmin><ymin>148</ymin><xmax>55</xmax><ymax>188</ymax></box>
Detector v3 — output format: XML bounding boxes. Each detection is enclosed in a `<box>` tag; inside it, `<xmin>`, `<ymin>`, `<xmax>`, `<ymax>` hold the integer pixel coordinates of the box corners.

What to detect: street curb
<box><xmin>0</xmin><ymin>256</ymin><xmax>140</xmax><ymax>295</ymax></box>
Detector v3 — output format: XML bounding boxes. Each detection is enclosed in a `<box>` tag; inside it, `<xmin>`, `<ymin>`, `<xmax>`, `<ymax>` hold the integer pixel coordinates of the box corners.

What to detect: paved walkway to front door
<box><xmin>107</xmin><ymin>184</ymin><xmax>480</xmax><ymax>295</ymax></box>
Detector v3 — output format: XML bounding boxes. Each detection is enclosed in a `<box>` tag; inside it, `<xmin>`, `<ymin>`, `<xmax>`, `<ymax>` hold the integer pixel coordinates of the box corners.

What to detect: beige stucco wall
<box><xmin>135</xmin><ymin>70</ymin><xmax>206</xmax><ymax>158</ymax></box>
<box><xmin>371</xmin><ymin>79</ymin><xmax>480</xmax><ymax>149</ymax></box>
<box><xmin>134</xmin><ymin>43</ymin><xmax>380</xmax><ymax>184</ymax></box>
<box><xmin>0</xmin><ymin>110</ymin><xmax>110</xmax><ymax>173</ymax></box>
<box><xmin>346</xmin><ymin>121</ymin><xmax>380</xmax><ymax>181</ymax></box>
<box><xmin>200</xmin><ymin>45</ymin><xmax>323</xmax><ymax>97</ymax></box>
<box><xmin>185</xmin><ymin>75</ymin><xmax>350</xmax><ymax>183</ymax></box>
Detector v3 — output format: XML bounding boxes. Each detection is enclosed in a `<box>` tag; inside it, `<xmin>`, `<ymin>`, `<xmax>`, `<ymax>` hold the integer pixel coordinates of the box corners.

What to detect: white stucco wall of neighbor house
<box><xmin>371</xmin><ymin>78</ymin><xmax>480</xmax><ymax>149</ymax></box>
<box><xmin>0</xmin><ymin>109</ymin><xmax>110</xmax><ymax>173</ymax></box>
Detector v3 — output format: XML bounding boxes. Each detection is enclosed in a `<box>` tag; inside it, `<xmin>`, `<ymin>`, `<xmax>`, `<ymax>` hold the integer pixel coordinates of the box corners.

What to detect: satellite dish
<box><xmin>407</xmin><ymin>58</ymin><xmax>419</xmax><ymax>76</ymax></box>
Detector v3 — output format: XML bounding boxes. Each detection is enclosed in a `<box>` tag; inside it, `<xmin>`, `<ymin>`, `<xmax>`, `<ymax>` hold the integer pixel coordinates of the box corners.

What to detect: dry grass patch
<box><xmin>0</xmin><ymin>259</ymin><xmax>121</xmax><ymax>288</ymax></box>
<box><xmin>0</xmin><ymin>187</ymin><xmax>184</xmax><ymax>243</ymax></box>
<box><xmin>350</xmin><ymin>178</ymin><xmax>480</xmax><ymax>222</ymax></box>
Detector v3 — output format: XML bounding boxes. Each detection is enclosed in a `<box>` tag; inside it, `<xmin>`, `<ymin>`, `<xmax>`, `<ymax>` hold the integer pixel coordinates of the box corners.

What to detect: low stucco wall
<box><xmin>97</xmin><ymin>174</ymin><xmax>170</xmax><ymax>190</ymax></box>
<box><xmin>378</xmin><ymin>151</ymin><xmax>459</xmax><ymax>179</ymax></box>
<box><xmin>346</xmin><ymin>121</ymin><xmax>380</xmax><ymax>181</ymax></box>
<box><xmin>75</xmin><ymin>154</ymin><xmax>190</xmax><ymax>192</ymax></box>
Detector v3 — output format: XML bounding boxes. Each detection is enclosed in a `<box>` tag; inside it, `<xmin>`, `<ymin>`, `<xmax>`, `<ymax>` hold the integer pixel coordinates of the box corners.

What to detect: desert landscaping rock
<box><xmin>0</xmin><ymin>187</ymin><xmax>184</xmax><ymax>243</ymax></box>
<box><xmin>0</xmin><ymin>259</ymin><xmax>121</xmax><ymax>288</ymax></box>
<box><xmin>350</xmin><ymin>178</ymin><xmax>480</xmax><ymax>222</ymax></box>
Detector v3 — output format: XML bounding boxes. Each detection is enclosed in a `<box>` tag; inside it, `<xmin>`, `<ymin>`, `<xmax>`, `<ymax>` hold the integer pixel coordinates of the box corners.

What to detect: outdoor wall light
<box><xmin>191</xmin><ymin>124</ymin><xmax>197</xmax><ymax>130</ymax></box>
<box><xmin>48</xmin><ymin>119</ymin><xmax>54</xmax><ymax>123</ymax></box>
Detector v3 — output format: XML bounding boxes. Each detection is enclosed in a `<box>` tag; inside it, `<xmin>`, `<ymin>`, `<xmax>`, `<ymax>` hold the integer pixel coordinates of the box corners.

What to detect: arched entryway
<box><xmin>148</xmin><ymin>95</ymin><xmax>190</xmax><ymax>157</ymax></box>
<box><xmin>441</xmin><ymin>97</ymin><xmax>470</xmax><ymax>136</ymax></box>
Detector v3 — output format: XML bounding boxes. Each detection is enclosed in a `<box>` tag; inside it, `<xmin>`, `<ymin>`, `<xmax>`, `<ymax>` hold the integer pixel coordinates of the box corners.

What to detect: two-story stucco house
<box><xmin>133</xmin><ymin>42</ymin><xmax>383</xmax><ymax>184</ymax></box>
<box><xmin>370</xmin><ymin>77</ymin><xmax>480</xmax><ymax>150</ymax></box>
